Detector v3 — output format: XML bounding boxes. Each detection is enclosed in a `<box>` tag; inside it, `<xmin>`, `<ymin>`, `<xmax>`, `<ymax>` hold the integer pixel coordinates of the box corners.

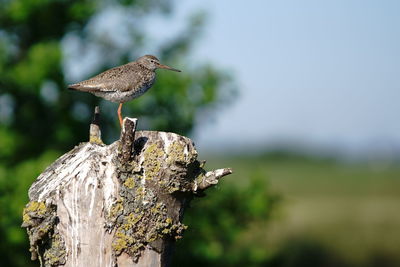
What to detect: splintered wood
<box><xmin>23</xmin><ymin>112</ymin><xmax>232</xmax><ymax>267</ymax></box>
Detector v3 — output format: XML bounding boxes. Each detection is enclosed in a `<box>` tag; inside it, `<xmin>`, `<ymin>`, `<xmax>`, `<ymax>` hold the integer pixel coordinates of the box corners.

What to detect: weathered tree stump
<box><xmin>22</xmin><ymin>107</ymin><xmax>232</xmax><ymax>267</ymax></box>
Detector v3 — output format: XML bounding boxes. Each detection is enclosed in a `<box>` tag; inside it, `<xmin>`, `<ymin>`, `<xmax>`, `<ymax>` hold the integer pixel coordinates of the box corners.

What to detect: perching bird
<box><xmin>68</xmin><ymin>55</ymin><xmax>181</xmax><ymax>126</ymax></box>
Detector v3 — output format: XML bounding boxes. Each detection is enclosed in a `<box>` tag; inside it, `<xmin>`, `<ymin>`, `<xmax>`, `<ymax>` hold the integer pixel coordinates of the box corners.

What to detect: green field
<box><xmin>206</xmin><ymin>154</ymin><xmax>400</xmax><ymax>266</ymax></box>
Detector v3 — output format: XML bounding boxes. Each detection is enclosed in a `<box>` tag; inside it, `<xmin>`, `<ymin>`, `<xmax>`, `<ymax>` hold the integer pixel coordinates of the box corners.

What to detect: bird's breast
<box><xmin>117</xmin><ymin>74</ymin><xmax>155</xmax><ymax>103</ymax></box>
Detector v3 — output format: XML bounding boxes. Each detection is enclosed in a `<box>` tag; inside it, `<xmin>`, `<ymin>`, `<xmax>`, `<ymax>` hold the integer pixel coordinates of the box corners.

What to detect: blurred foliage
<box><xmin>0</xmin><ymin>0</ymin><xmax>240</xmax><ymax>266</ymax></box>
<box><xmin>173</xmin><ymin>174</ymin><xmax>280</xmax><ymax>267</ymax></box>
<box><xmin>0</xmin><ymin>0</ymin><xmax>235</xmax><ymax>165</ymax></box>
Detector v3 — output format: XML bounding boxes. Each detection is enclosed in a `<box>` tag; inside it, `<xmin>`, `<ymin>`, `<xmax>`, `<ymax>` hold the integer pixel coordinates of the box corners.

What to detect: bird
<box><xmin>68</xmin><ymin>55</ymin><xmax>181</xmax><ymax>126</ymax></box>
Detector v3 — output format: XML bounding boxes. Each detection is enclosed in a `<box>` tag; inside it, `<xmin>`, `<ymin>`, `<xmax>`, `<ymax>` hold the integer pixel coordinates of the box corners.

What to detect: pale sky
<box><xmin>147</xmin><ymin>0</ymin><xmax>400</xmax><ymax>155</ymax></box>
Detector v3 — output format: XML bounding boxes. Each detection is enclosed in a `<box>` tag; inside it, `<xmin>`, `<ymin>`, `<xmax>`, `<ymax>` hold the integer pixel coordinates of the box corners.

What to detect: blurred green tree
<box><xmin>0</xmin><ymin>0</ymin><xmax>234</xmax><ymax>164</ymax></box>
<box><xmin>173</xmin><ymin>174</ymin><xmax>280</xmax><ymax>267</ymax></box>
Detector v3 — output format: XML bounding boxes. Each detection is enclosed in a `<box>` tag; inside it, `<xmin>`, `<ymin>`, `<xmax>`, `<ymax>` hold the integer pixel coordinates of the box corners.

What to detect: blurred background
<box><xmin>1</xmin><ymin>0</ymin><xmax>399</xmax><ymax>266</ymax></box>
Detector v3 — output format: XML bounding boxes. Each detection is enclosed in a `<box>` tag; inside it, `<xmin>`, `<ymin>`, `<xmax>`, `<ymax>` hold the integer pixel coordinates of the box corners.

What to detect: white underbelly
<box><xmin>93</xmin><ymin>85</ymin><xmax>152</xmax><ymax>103</ymax></box>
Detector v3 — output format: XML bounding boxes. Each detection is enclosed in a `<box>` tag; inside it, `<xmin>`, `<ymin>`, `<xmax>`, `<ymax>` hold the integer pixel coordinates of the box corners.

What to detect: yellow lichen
<box><xmin>113</xmin><ymin>230</ymin><xmax>134</xmax><ymax>254</ymax></box>
<box><xmin>109</xmin><ymin>201</ymin><xmax>123</xmax><ymax>219</ymax></box>
<box><xmin>146</xmin><ymin>233</ymin><xmax>158</xmax><ymax>243</ymax></box>
<box><xmin>135</xmin><ymin>186</ymin><xmax>144</xmax><ymax>197</ymax></box>
<box><xmin>22</xmin><ymin>213</ymin><xmax>31</xmax><ymax>225</ymax></box>
<box><xmin>168</xmin><ymin>187</ymin><xmax>180</xmax><ymax>193</ymax></box>
<box><xmin>89</xmin><ymin>136</ymin><xmax>104</xmax><ymax>145</ymax></box>
<box><xmin>158</xmin><ymin>179</ymin><xmax>167</xmax><ymax>186</ymax></box>
<box><xmin>161</xmin><ymin>228</ymin><xmax>170</xmax><ymax>234</ymax></box>
<box><xmin>126</xmin><ymin>213</ymin><xmax>143</xmax><ymax>226</ymax></box>
<box><xmin>123</xmin><ymin>177</ymin><xmax>135</xmax><ymax>189</ymax></box>
<box><xmin>150</xmin><ymin>202</ymin><xmax>166</xmax><ymax>216</ymax></box>
<box><xmin>167</xmin><ymin>141</ymin><xmax>186</xmax><ymax>164</ymax></box>
<box><xmin>22</xmin><ymin>201</ymin><xmax>47</xmax><ymax>225</ymax></box>
<box><xmin>143</xmin><ymin>143</ymin><xmax>164</xmax><ymax>180</ymax></box>
<box><xmin>110</xmin><ymin>140</ymin><xmax>194</xmax><ymax>259</ymax></box>
<box><xmin>25</xmin><ymin>201</ymin><xmax>47</xmax><ymax>215</ymax></box>
<box><xmin>43</xmin><ymin>232</ymin><xmax>66</xmax><ymax>266</ymax></box>
<box><xmin>37</xmin><ymin>225</ymin><xmax>51</xmax><ymax>237</ymax></box>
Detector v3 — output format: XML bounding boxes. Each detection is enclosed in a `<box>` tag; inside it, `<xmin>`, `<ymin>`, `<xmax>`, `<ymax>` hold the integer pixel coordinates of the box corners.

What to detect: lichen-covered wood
<box><xmin>22</xmin><ymin>109</ymin><xmax>232</xmax><ymax>267</ymax></box>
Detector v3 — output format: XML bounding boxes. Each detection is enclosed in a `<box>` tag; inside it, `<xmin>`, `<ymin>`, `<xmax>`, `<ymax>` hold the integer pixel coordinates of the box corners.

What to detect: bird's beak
<box><xmin>157</xmin><ymin>63</ymin><xmax>181</xmax><ymax>72</ymax></box>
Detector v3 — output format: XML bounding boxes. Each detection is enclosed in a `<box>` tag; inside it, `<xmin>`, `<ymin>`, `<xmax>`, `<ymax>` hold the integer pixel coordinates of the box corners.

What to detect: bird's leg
<box><xmin>118</xmin><ymin>103</ymin><xmax>123</xmax><ymax>127</ymax></box>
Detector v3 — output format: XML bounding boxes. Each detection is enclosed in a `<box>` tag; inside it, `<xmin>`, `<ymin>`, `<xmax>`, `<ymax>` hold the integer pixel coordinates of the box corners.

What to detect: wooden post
<box><xmin>22</xmin><ymin>107</ymin><xmax>232</xmax><ymax>267</ymax></box>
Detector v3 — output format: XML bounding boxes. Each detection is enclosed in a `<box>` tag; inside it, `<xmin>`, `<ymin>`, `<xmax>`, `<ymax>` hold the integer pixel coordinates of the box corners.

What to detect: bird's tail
<box><xmin>68</xmin><ymin>84</ymin><xmax>80</xmax><ymax>90</ymax></box>
<box><xmin>67</xmin><ymin>83</ymin><xmax>95</xmax><ymax>92</ymax></box>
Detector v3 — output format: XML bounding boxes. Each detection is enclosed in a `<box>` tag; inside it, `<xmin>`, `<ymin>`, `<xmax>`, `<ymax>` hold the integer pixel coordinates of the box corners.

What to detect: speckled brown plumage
<box><xmin>68</xmin><ymin>55</ymin><xmax>181</xmax><ymax>126</ymax></box>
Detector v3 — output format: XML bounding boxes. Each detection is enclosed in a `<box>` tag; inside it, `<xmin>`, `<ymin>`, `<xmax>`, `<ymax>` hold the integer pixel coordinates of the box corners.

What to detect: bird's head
<box><xmin>137</xmin><ymin>55</ymin><xmax>181</xmax><ymax>72</ymax></box>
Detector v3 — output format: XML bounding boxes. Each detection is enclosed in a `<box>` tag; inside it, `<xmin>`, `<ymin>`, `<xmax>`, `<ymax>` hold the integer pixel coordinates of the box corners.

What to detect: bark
<box><xmin>22</xmin><ymin>107</ymin><xmax>232</xmax><ymax>267</ymax></box>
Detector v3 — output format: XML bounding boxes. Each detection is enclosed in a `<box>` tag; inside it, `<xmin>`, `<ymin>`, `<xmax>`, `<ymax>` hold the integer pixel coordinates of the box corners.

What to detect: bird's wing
<box><xmin>68</xmin><ymin>64</ymin><xmax>134</xmax><ymax>92</ymax></box>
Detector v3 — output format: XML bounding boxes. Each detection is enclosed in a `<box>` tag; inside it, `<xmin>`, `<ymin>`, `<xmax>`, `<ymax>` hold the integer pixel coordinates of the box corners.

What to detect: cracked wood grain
<box><xmin>23</xmin><ymin>109</ymin><xmax>232</xmax><ymax>267</ymax></box>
